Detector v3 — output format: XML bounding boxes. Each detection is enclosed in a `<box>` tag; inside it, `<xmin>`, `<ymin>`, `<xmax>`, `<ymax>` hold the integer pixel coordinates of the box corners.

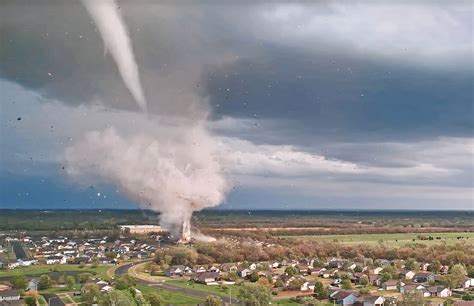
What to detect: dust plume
<box><xmin>81</xmin><ymin>0</ymin><xmax>147</xmax><ymax>111</ymax></box>
<box><xmin>64</xmin><ymin>122</ymin><xmax>228</xmax><ymax>240</ymax></box>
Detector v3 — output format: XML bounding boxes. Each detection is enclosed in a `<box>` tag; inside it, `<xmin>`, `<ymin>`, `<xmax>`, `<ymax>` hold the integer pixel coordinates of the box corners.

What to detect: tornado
<box><xmin>81</xmin><ymin>0</ymin><xmax>147</xmax><ymax>111</ymax></box>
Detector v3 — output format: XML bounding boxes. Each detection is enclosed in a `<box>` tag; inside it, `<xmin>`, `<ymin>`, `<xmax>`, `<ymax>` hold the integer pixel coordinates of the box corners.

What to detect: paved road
<box><xmin>42</xmin><ymin>293</ymin><xmax>65</xmax><ymax>306</ymax></box>
<box><xmin>115</xmin><ymin>262</ymin><xmax>239</xmax><ymax>303</ymax></box>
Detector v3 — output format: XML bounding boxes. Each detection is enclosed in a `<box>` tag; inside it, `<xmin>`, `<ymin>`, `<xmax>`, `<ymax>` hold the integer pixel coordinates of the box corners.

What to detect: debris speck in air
<box><xmin>97</xmin><ymin>192</ymin><xmax>101</xmax><ymax>196</ymax></box>
<box><xmin>47</xmin><ymin>72</ymin><xmax>52</xmax><ymax>76</ymax></box>
<box><xmin>17</xmin><ymin>117</ymin><xmax>21</xmax><ymax>121</ymax></box>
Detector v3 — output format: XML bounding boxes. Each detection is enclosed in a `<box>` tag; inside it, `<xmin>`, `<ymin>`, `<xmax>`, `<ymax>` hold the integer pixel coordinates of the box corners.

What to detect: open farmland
<box><xmin>280</xmin><ymin>232</ymin><xmax>474</xmax><ymax>246</ymax></box>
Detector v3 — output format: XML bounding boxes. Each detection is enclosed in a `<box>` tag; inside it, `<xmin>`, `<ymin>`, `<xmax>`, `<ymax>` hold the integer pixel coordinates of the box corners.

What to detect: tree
<box><xmin>284</xmin><ymin>266</ymin><xmax>298</xmax><ymax>276</ymax></box>
<box><xmin>115</xmin><ymin>276</ymin><xmax>136</xmax><ymax>290</ymax></box>
<box><xmin>24</xmin><ymin>291</ymin><xmax>38</xmax><ymax>306</ymax></box>
<box><xmin>340</xmin><ymin>279</ymin><xmax>352</xmax><ymax>290</ymax></box>
<box><xmin>82</xmin><ymin>283</ymin><xmax>101</xmax><ymax>305</ymax></box>
<box><xmin>102</xmin><ymin>290</ymin><xmax>134</xmax><ymax>306</ymax></box>
<box><xmin>65</xmin><ymin>275</ymin><xmax>75</xmax><ymax>290</ymax></box>
<box><xmin>249</xmin><ymin>272</ymin><xmax>259</xmax><ymax>282</ymax></box>
<box><xmin>359</xmin><ymin>275</ymin><xmax>369</xmax><ymax>286</ymax></box>
<box><xmin>429</xmin><ymin>260</ymin><xmax>441</xmax><ymax>273</ymax></box>
<box><xmin>313</xmin><ymin>281</ymin><xmax>327</xmax><ymax>300</ymax></box>
<box><xmin>359</xmin><ymin>287</ymin><xmax>370</xmax><ymax>294</ymax></box>
<box><xmin>405</xmin><ymin>259</ymin><xmax>417</xmax><ymax>271</ymax></box>
<box><xmin>144</xmin><ymin>292</ymin><xmax>163</xmax><ymax>306</ymax></box>
<box><xmin>237</xmin><ymin>282</ymin><xmax>272</xmax><ymax>306</ymax></box>
<box><xmin>287</xmin><ymin>278</ymin><xmax>305</xmax><ymax>291</ymax></box>
<box><xmin>273</xmin><ymin>279</ymin><xmax>284</xmax><ymax>288</ymax></box>
<box><xmin>13</xmin><ymin>275</ymin><xmax>27</xmax><ymax>289</ymax></box>
<box><xmin>24</xmin><ymin>296</ymin><xmax>36</xmax><ymax>306</ymax></box>
<box><xmin>399</xmin><ymin>291</ymin><xmax>424</xmax><ymax>306</ymax></box>
<box><xmin>257</xmin><ymin>277</ymin><xmax>272</xmax><ymax>288</ymax></box>
<box><xmin>38</xmin><ymin>275</ymin><xmax>52</xmax><ymax>290</ymax></box>
<box><xmin>205</xmin><ymin>295</ymin><xmax>223</xmax><ymax>306</ymax></box>
<box><xmin>79</xmin><ymin>272</ymin><xmax>93</xmax><ymax>283</ymax></box>
<box><xmin>445</xmin><ymin>264</ymin><xmax>467</xmax><ymax>288</ymax></box>
<box><xmin>381</xmin><ymin>272</ymin><xmax>392</xmax><ymax>282</ymax></box>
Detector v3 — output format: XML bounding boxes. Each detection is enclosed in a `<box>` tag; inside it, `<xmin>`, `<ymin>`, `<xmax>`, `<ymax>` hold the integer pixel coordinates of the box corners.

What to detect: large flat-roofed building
<box><xmin>120</xmin><ymin>225</ymin><xmax>165</xmax><ymax>234</ymax></box>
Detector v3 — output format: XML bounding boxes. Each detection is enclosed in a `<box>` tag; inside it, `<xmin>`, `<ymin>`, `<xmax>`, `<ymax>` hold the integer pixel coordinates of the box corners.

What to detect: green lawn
<box><xmin>39</xmin><ymin>284</ymin><xmax>81</xmax><ymax>294</ymax></box>
<box><xmin>60</xmin><ymin>294</ymin><xmax>75</xmax><ymax>304</ymax></box>
<box><xmin>37</xmin><ymin>295</ymin><xmax>48</xmax><ymax>306</ymax></box>
<box><xmin>274</xmin><ymin>299</ymin><xmax>332</xmax><ymax>305</ymax></box>
<box><xmin>282</xmin><ymin>232</ymin><xmax>474</xmax><ymax>246</ymax></box>
<box><xmin>136</xmin><ymin>285</ymin><xmax>204</xmax><ymax>305</ymax></box>
<box><xmin>0</xmin><ymin>264</ymin><xmax>110</xmax><ymax>280</ymax></box>
<box><xmin>166</xmin><ymin>279</ymin><xmax>239</xmax><ymax>298</ymax></box>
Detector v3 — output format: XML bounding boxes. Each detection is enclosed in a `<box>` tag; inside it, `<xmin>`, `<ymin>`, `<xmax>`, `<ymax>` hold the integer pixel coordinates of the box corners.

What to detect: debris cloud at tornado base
<box><xmin>65</xmin><ymin>123</ymin><xmax>228</xmax><ymax>240</ymax></box>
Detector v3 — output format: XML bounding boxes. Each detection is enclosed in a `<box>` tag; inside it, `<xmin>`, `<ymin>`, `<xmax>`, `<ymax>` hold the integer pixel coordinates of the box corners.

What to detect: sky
<box><xmin>1</xmin><ymin>0</ymin><xmax>473</xmax><ymax>210</ymax></box>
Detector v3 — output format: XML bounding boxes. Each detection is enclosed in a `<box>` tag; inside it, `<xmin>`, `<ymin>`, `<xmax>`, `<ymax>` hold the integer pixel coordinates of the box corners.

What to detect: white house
<box><xmin>463</xmin><ymin>278</ymin><xmax>474</xmax><ymax>288</ymax></box>
<box><xmin>0</xmin><ymin>290</ymin><xmax>20</xmax><ymax>301</ymax></box>
<box><xmin>362</xmin><ymin>295</ymin><xmax>385</xmax><ymax>306</ymax></box>
<box><xmin>300</xmin><ymin>281</ymin><xmax>315</xmax><ymax>291</ymax></box>
<box><xmin>240</xmin><ymin>268</ymin><xmax>252</xmax><ymax>278</ymax></box>
<box><xmin>46</xmin><ymin>255</ymin><xmax>67</xmax><ymax>265</ymax></box>
<box><xmin>18</xmin><ymin>259</ymin><xmax>37</xmax><ymax>267</ymax></box>
<box><xmin>249</xmin><ymin>263</ymin><xmax>257</xmax><ymax>270</ymax></box>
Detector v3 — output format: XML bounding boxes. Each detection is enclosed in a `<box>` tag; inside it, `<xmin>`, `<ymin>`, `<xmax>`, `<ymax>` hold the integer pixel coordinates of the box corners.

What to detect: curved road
<box><xmin>115</xmin><ymin>262</ymin><xmax>239</xmax><ymax>304</ymax></box>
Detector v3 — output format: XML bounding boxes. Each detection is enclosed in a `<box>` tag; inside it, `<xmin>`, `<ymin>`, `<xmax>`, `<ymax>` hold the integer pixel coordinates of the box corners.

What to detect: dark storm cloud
<box><xmin>207</xmin><ymin>46</ymin><xmax>473</xmax><ymax>142</ymax></box>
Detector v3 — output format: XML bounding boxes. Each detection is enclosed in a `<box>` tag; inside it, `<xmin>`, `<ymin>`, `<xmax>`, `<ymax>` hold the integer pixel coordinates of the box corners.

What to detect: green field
<box><xmin>136</xmin><ymin>285</ymin><xmax>204</xmax><ymax>304</ymax></box>
<box><xmin>0</xmin><ymin>264</ymin><xmax>110</xmax><ymax>280</ymax></box>
<box><xmin>282</xmin><ymin>232</ymin><xmax>474</xmax><ymax>246</ymax></box>
<box><xmin>166</xmin><ymin>279</ymin><xmax>239</xmax><ymax>297</ymax></box>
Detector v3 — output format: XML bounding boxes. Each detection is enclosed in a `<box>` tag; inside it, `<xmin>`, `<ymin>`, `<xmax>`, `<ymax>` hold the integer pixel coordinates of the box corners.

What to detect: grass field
<box><xmin>166</xmin><ymin>279</ymin><xmax>239</xmax><ymax>298</ymax></box>
<box><xmin>136</xmin><ymin>285</ymin><xmax>204</xmax><ymax>304</ymax></box>
<box><xmin>281</xmin><ymin>232</ymin><xmax>474</xmax><ymax>246</ymax></box>
<box><xmin>0</xmin><ymin>264</ymin><xmax>110</xmax><ymax>280</ymax></box>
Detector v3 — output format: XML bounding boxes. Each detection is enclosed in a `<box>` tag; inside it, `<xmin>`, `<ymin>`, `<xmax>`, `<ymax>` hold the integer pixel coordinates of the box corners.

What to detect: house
<box><xmin>46</xmin><ymin>255</ymin><xmax>67</xmax><ymax>265</ymax></box>
<box><xmin>194</xmin><ymin>266</ymin><xmax>207</xmax><ymax>273</ymax></box>
<box><xmin>419</xmin><ymin>263</ymin><xmax>430</xmax><ymax>271</ymax></box>
<box><xmin>360</xmin><ymin>295</ymin><xmax>385</xmax><ymax>306</ymax></box>
<box><xmin>209</xmin><ymin>266</ymin><xmax>220</xmax><ymax>273</ymax></box>
<box><xmin>309</xmin><ymin>267</ymin><xmax>326</xmax><ymax>276</ymax></box>
<box><xmin>463</xmin><ymin>278</ymin><xmax>474</xmax><ymax>288</ymax></box>
<box><xmin>296</xmin><ymin>264</ymin><xmax>310</xmax><ymax>275</ymax></box>
<box><xmin>193</xmin><ymin>272</ymin><xmax>221</xmax><ymax>284</ymax></box>
<box><xmin>440</xmin><ymin>265</ymin><xmax>449</xmax><ymax>275</ymax></box>
<box><xmin>17</xmin><ymin>259</ymin><xmax>37</xmax><ymax>267</ymax></box>
<box><xmin>100</xmin><ymin>285</ymin><xmax>113</xmax><ymax>293</ymax></box>
<box><xmin>330</xmin><ymin>290</ymin><xmax>359</xmax><ymax>305</ymax></box>
<box><xmin>165</xmin><ymin>265</ymin><xmax>186</xmax><ymax>277</ymax></box>
<box><xmin>329</xmin><ymin>259</ymin><xmax>343</xmax><ymax>269</ymax></box>
<box><xmin>300</xmin><ymin>281</ymin><xmax>315</xmax><ymax>291</ymax></box>
<box><xmin>322</xmin><ymin>268</ymin><xmax>338</xmax><ymax>278</ymax></box>
<box><xmin>427</xmin><ymin>286</ymin><xmax>452</xmax><ymax>298</ymax></box>
<box><xmin>370</xmin><ymin>267</ymin><xmax>383</xmax><ymax>275</ymax></box>
<box><xmin>399</xmin><ymin>270</ymin><xmax>415</xmax><ymax>280</ymax></box>
<box><xmin>271</xmin><ymin>262</ymin><xmax>280</xmax><ymax>269</ymax></box>
<box><xmin>400</xmin><ymin>284</ymin><xmax>431</xmax><ymax>298</ymax></box>
<box><xmin>375</xmin><ymin>259</ymin><xmax>391</xmax><ymax>267</ymax></box>
<box><xmin>414</xmin><ymin>272</ymin><xmax>435</xmax><ymax>283</ymax></box>
<box><xmin>0</xmin><ymin>290</ymin><xmax>20</xmax><ymax>301</ymax></box>
<box><xmin>240</xmin><ymin>268</ymin><xmax>252</xmax><ymax>278</ymax></box>
<box><xmin>249</xmin><ymin>263</ymin><xmax>257</xmax><ymax>270</ymax></box>
<box><xmin>369</xmin><ymin>274</ymin><xmax>383</xmax><ymax>287</ymax></box>
<box><xmin>382</xmin><ymin>280</ymin><xmax>400</xmax><ymax>291</ymax></box>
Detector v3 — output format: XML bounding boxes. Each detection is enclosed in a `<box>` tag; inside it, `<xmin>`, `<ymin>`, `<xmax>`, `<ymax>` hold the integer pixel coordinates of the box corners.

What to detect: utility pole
<box><xmin>229</xmin><ymin>287</ymin><xmax>232</xmax><ymax>304</ymax></box>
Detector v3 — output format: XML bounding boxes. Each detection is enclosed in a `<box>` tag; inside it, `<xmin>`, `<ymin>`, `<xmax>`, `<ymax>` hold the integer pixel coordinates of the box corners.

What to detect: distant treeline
<box><xmin>0</xmin><ymin>209</ymin><xmax>160</xmax><ymax>231</ymax></box>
